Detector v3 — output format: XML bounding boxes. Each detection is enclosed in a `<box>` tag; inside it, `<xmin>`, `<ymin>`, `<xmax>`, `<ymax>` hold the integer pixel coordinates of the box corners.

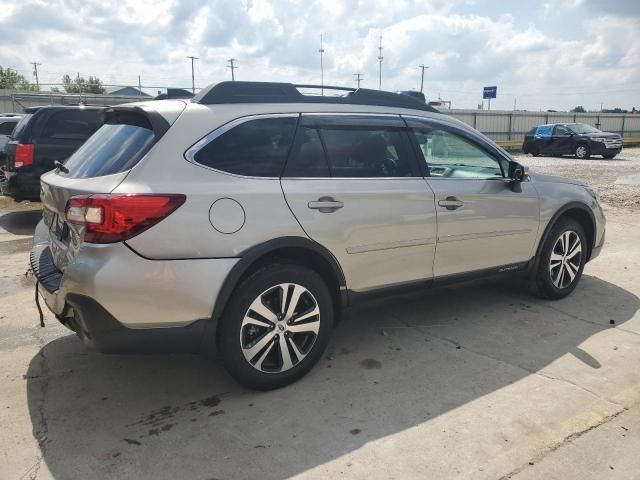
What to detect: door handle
<box><xmin>438</xmin><ymin>196</ymin><xmax>464</xmax><ymax>210</ymax></box>
<box><xmin>308</xmin><ymin>197</ymin><xmax>344</xmax><ymax>213</ymax></box>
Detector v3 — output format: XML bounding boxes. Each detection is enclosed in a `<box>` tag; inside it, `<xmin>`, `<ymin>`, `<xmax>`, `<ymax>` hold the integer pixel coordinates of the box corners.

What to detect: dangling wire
<box><xmin>35</xmin><ymin>282</ymin><xmax>45</xmax><ymax>327</ymax></box>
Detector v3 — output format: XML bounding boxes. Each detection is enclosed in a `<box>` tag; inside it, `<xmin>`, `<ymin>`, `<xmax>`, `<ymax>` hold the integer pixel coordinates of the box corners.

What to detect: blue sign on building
<box><xmin>483</xmin><ymin>86</ymin><xmax>497</xmax><ymax>99</ymax></box>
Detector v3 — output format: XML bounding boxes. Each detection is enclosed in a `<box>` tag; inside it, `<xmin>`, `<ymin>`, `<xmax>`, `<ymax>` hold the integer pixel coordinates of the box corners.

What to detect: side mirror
<box><xmin>508</xmin><ymin>161</ymin><xmax>529</xmax><ymax>182</ymax></box>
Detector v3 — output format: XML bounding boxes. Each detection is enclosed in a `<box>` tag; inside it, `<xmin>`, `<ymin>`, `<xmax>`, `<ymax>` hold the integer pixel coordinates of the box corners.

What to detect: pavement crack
<box><xmin>497</xmin><ymin>406</ymin><xmax>628</xmax><ymax>480</ymax></box>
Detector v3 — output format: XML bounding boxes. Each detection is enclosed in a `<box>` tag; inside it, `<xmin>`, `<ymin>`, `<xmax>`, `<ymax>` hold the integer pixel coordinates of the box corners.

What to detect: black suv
<box><xmin>522</xmin><ymin>123</ymin><xmax>623</xmax><ymax>159</ymax></box>
<box><xmin>1</xmin><ymin>105</ymin><xmax>104</xmax><ymax>199</ymax></box>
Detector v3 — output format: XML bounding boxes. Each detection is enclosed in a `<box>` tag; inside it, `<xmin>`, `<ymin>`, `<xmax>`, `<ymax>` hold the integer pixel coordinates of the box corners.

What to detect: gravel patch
<box><xmin>513</xmin><ymin>147</ymin><xmax>640</xmax><ymax>209</ymax></box>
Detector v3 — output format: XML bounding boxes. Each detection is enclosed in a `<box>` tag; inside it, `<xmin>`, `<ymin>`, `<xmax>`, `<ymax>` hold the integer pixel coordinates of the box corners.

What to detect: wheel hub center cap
<box><xmin>278</xmin><ymin>324</ymin><xmax>285</xmax><ymax>331</ymax></box>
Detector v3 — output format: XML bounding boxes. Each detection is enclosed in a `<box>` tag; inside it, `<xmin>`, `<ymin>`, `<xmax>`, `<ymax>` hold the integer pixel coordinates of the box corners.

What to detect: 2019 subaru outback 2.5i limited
<box><xmin>31</xmin><ymin>82</ymin><xmax>605</xmax><ymax>390</ymax></box>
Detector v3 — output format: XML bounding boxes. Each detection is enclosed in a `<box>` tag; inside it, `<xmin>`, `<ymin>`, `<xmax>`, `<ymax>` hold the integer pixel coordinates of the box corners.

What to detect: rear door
<box><xmin>406</xmin><ymin>117</ymin><xmax>540</xmax><ymax>278</ymax></box>
<box><xmin>281</xmin><ymin>114</ymin><xmax>437</xmax><ymax>292</ymax></box>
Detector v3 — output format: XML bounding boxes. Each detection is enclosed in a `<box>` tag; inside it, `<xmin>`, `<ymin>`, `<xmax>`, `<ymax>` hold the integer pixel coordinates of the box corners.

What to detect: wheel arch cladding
<box><xmin>211</xmin><ymin>236</ymin><xmax>347</xmax><ymax>326</ymax></box>
<box><xmin>538</xmin><ymin>203</ymin><xmax>595</xmax><ymax>261</ymax></box>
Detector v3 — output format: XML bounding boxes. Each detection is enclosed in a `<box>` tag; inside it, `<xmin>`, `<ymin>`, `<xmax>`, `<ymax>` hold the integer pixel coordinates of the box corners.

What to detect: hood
<box><xmin>578</xmin><ymin>131</ymin><xmax>620</xmax><ymax>138</ymax></box>
<box><xmin>529</xmin><ymin>172</ymin><xmax>587</xmax><ymax>187</ymax></box>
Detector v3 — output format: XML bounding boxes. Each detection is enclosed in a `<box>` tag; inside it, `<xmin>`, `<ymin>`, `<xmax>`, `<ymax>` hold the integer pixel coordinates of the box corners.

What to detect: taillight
<box><xmin>64</xmin><ymin>194</ymin><xmax>186</xmax><ymax>244</ymax></box>
<box><xmin>14</xmin><ymin>144</ymin><xmax>34</xmax><ymax>167</ymax></box>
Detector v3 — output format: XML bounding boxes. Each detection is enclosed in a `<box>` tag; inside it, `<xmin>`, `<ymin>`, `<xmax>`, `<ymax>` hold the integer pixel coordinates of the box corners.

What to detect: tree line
<box><xmin>0</xmin><ymin>66</ymin><xmax>106</xmax><ymax>94</ymax></box>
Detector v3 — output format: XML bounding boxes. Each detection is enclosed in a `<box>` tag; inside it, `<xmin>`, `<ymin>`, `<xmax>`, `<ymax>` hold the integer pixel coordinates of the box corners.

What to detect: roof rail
<box><xmin>193</xmin><ymin>81</ymin><xmax>439</xmax><ymax>113</ymax></box>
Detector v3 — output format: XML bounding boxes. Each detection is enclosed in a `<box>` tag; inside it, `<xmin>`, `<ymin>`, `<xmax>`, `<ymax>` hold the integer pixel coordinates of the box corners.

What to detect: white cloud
<box><xmin>0</xmin><ymin>0</ymin><xmax>638</xmax><ymax>110</ymax></box>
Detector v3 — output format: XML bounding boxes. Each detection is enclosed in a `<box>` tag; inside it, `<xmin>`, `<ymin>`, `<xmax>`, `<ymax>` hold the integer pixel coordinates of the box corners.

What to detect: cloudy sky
<box><xmin>1</xmin><ymin>0</ymin><xmax>639</xmax><ymax>111</ymax></box>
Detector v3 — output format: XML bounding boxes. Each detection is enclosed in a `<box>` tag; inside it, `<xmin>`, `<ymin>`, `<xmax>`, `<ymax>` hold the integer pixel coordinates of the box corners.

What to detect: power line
<box><xmin>227</xmin><ymin>58</ymin><xmax>238</xmax><ymax>81</ymax></box>
<box><xmin>377</xmin><ymin>35</ymin><xmax>383</xmax><ymax>90</ymax></box>
<box><xmin>186</xmin><ymin>55</ymin><xmax>199</xmax><ymax>94</ymax></box>
<box><xmin>418</xmin><ymin>64</ymin><xmax>429</xmax><ymax>93</ymax></box>
<box><xmin>353</xmin><ymin>72</ymin><xmax>364</xmax><ymax>88</ymax></box>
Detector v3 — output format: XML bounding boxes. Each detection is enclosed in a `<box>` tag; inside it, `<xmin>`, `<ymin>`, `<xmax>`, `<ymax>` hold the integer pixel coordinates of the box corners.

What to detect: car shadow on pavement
<box><xmin>25</xmin><ymin>274</ymin><xmax>639</xmax><ymax>479</ymax></box>
<box><xmin>0</xmin><ymin>209</ymin><xmax>42</xmax><ymax>235</ymax></box>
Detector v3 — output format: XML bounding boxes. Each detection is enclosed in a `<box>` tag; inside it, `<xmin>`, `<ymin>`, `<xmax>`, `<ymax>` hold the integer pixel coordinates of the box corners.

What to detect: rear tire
<box><xmin>575</xmin><ymin>143</ymin><xmax>590</xmax><ymax>159</ymax></box>
<box><xmin>218</xmin><ymin>264</ymin><xmax>333</xmax><ymax>390</ymax></box>
<box><xmin>533</xmin><ymin>218</ymin><xmax>587</xmax><ymax>300</ymax></box>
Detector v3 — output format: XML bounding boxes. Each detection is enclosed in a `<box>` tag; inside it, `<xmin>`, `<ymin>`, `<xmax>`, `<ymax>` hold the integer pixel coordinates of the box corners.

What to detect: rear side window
<box><xmin>0</xmin><ymin>120</ymin><xmax>17</xmax><ymax>135</ymax></box>
<box><xmin>193</xmin><ymin>117</ymin><xmax>297</xmax><ymax>177</ymax></box>
<box><xmin>319</xmin><ymin>127</ymin><xmax>417</xmax><ymax>178</ymax></box>
<box><xmin>62</xmin><ymin>114</ymin><xmax>155</xmax><ymax>178</ymax></box>
<box><xmin>40</xmin><ymin>110</ymin><xmax>102</xmax><ymax>142</ymax></box>
<box><xmin>284</xmin><ymin>127</ymin><xmax>330</xmax><ymax>177</ymax></box>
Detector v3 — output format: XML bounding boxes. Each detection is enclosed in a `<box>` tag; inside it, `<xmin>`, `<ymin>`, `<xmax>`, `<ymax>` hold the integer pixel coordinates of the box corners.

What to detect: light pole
<box><xmin>418</xmin><ymin>64</ymin><xmax>429</xmax><ymax>93</ymax></box>
<box><xmin>186</xmin><ymin>55</ymin><xmax>199</xmax><ymax>94</ymax></box>
<box><xmin>319</xmin><ymin>33</ymin><xmax>325</xmax><ymax>95</ymax></box>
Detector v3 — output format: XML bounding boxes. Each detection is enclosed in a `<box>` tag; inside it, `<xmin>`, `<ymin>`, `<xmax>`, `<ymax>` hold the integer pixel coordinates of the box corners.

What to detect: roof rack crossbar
<box><xmin>193</xmin><ymin>81</ymin><xmax>439</xmax><ymax>113</ymax></box>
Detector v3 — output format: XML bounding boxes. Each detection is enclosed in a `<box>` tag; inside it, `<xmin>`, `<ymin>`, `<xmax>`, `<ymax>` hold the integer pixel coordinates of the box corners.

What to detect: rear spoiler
<box><xmin>102</xmin><ymin>105</ymin><xmax>171</xmax><ymax>142</ymax></box>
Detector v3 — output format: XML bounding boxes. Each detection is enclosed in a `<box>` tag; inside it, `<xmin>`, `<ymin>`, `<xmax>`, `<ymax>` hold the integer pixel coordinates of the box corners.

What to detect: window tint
<box><xmin>554</xmin><ymin>125</ymin><xmax>570</xmax><ymax>135</ymax></box>
<box><xmin>412</xmin><ymin>128</ymin><xmax>503</xmax><ymax>179</ymax></box>
<box><xmin>284</xmin><ymin>127</ymin><xmax>330</xmax><ymax>177</ymax></box>
<box><xmin>318</xmin><ymin>127</ymin><xmax>417</xmax><ymax>178</ymax></box>
<box><xmin>193</xmin><ymin>117</ymin><xmax>297</xmax><ymax>177</ymax></box>
<box><xmin>62</xmin><ymin>119</ymin><xmax>155</xmax><ymax>178</ymax></box>
<box><xmin>41</xmin><ymin>110</ymin><xmax>102</xmax><ymax>142</ymax></box>
<box><xmin>0</xmin><ymin>120</ymin><xmax>17</xmax><ymax>135</ymax></box>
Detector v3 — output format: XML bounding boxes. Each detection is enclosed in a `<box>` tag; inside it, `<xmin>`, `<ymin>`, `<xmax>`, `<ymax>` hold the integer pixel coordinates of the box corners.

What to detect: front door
<box><xmin>551</xmin><ymin>125</ymin><xmax>573</xmax><ymax>155</ymax></box>
<box><xmin>281</xmin><ymin>114</ymin><xmax>437</xmax><ymax>292</ymax></box>
<box><xmin>406</xmin><ymin>118</ymin><xmax>540</xmax><ymax>278</ymax></box>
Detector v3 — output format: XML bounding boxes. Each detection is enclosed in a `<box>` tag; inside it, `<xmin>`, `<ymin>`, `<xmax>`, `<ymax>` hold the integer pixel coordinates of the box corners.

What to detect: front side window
<box><xmin>554</xmin><ymin>125</ymin><xmax>570</xmax><ymax>135</ymax></box>
<box><xmin>193</xmin><ymin>117</ymin><xmax>297</xmax><ymax>177</ymax></box>
<box><xmin>318</xmin><ymin>127</ymin><xmax>417</xmax><ymax>178</ymax></box>
<box><xmin>412</xmin><ymin>128</ymin><xmax>503</xmax><ymax>179</ymax></box>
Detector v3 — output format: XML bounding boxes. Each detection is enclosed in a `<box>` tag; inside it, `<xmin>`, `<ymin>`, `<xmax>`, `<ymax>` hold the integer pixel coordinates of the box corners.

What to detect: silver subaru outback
<box><xmin>30</xmin><ymin>82</ymin><xmax>605</xmax><ymax>390</ymax></box>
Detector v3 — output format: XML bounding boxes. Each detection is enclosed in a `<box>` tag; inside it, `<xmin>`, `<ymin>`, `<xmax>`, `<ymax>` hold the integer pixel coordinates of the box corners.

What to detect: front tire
<box><xmin>575</xmin><ymin>143</ymin><xmax>590</xmax><ymax>159</ymax></box>
<box><xmin>218</xmin><ymin>264</ymin><xmax>333</xmax><ymax>390</ymax></box>
<box><xmin>534</xmin><ymin>218</ymin><xmax>587</xmax><ymax>299</ymax></box>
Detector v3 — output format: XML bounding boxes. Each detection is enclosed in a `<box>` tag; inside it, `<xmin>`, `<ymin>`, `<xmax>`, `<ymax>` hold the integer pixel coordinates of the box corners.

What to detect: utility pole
<box><xmin>353</xmin><ymin>73</ymin><xmax>363</xmax><ymax>88</ymax></box>
<box><xmin>186</xmin><ymin>55</ymin><xmax>199</xmax><ymax>94</ymax></box>
<box><xmin>31</xmin><ymin>62</ymin><xmax>41</xmax><ymax>89</ymax></box>
<box><xmin>77</xmin><ymin>71</ymin><xmax>82</xmax><ymax>99</ymax></box>
<box><xmin>138</xmin><ymin>75</ymin><xmax>142</xmax><ymax>96</ymax></box>
<box><xmin>319</xmin><ymin>33</ymin><xmax>325</xmax><ymax>95</ymax></box>
<box><xmin>418</xmin><ymin>64</ymin><xmax>429</xmax><ymax>93</ymax></box>
<box><xmin>227</xmin><ymin>58</ymin><xmax>238</xmax><ymax>81</ymax></box>
<box><xmin>377</xmin><ymin>36</ymin><xmax>383</xmax><ymax>90</ymax></box>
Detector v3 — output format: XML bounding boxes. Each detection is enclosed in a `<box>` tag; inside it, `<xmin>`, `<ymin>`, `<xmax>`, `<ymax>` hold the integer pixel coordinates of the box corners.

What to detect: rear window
<box><xmin>193</xmin><ymin>117</ymin><xmax>297</xmax><ymax>177</ymax></box>
<box><xmin>62</xmin><ymin>116</ymin><xmax>155</xmax><ymax>178</ymax></box>
<box><xmin>41</xmin><ymin>110</ymin><xmax>102</xmax><ymax>141</ymax></box>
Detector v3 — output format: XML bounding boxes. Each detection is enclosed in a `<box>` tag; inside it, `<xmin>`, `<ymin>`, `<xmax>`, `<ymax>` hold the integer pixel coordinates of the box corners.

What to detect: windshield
<box><xmin>569</xmin><ymin>124</ymin><xmax>600</xmax><ymax>134</ymax></box>
<box><xmin>62</xmin><ymin>122</ymin><xmax>155</xmax><ymax>178</ymax></box>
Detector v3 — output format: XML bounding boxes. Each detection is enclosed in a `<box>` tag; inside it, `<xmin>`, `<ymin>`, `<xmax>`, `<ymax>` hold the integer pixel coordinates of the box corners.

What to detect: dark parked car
<box><xmin>522</xmin><ymin>123</ymin><xmax>623</xmax><ymax>159</ymax></box>
<box><xmin>1</xmin><ymin>105</ymin><xmax>104</xmax><ymax>199</ymax></box>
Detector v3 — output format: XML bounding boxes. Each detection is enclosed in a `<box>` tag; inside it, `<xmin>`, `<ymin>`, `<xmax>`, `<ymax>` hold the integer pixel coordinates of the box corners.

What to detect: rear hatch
<box><xmin>40</xmin><ymin>102</ymin><xmax>184</xmax><ymax>271</ymax></box>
